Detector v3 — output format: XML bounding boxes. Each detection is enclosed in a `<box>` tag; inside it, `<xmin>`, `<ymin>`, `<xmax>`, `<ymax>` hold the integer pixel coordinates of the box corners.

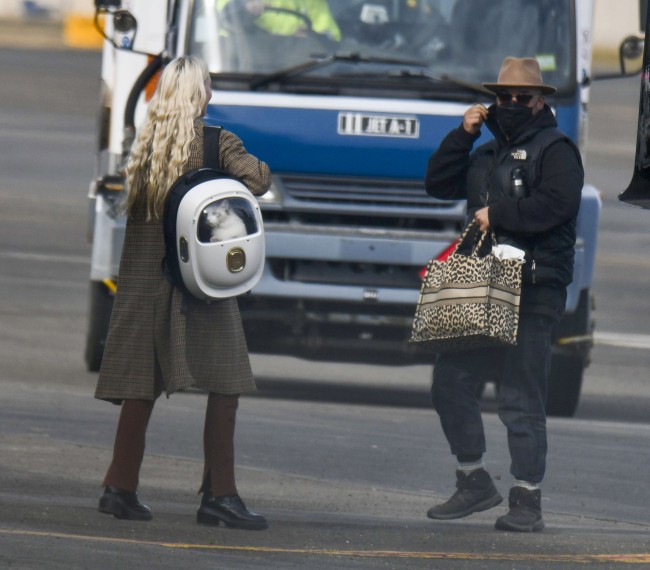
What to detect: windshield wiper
<box><xmin>401</xmin><ymin>70</ymin><xmax>493</xmax><ymax>96</ymax></box>
<box><xmin>249</xmin><ymin>52</ymin><xmax>428</xmax><ymax>90</ymax></box>
<box><xmin>340</xmin><ymin>68</ymin><xmax>493</xmax><ymax>97</ymax></box>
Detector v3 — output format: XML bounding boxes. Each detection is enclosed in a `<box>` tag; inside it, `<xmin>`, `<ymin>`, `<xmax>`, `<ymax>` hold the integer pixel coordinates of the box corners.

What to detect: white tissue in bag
<box><xmin>492</xmin><ymin>244</ymin><xmax>526</xmax><ymax>260</ymax></box>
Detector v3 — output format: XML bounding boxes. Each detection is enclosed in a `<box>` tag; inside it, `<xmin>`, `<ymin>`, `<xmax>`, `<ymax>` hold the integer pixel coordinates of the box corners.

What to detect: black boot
<box><xmin>98</xmin><ymin>486</ymin><xmax>152</xmax><ymax>521</ymax></box>
<box><xmin>197</xmin><ymin>491</ymin><xmax>268</xmax><ymax>530</ymax></box>
<box><xmin>495</xmin><ymin>486</ymin><xmax>544</xmax><ymax>532</ymax></box>
<box><xmin>427</xmin><ymin>469</ymin><xmax>503</xmax><ymax>520</ymax></box>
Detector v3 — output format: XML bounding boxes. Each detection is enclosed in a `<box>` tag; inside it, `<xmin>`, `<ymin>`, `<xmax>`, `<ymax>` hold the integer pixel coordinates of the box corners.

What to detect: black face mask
<box><xmin>495</xmin><ymin>103</ymin><xmax>534</xmax><ymax>139</ymax></box>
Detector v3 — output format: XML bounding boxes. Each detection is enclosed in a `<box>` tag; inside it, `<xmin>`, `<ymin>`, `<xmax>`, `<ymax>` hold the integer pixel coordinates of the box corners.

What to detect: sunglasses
<box><xmin>496</xmin><ymin>92</ymin><xmax>536</xmax><ymax>105</ymax></box>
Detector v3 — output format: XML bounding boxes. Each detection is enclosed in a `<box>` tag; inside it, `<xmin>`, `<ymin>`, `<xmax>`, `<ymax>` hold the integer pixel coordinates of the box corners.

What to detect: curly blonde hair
<box><xmin>125</xmin><ymin>56</ymin><xmax>210</xmax><ymax>220</ymax></box>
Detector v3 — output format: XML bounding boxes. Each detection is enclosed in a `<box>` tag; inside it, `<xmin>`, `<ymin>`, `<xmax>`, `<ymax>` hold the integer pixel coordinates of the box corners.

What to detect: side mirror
<box><xmin>593</xmin><ymin>6</ymin><xmax>646</xmax><ymax>81</ymax></box>
<box><xmin>113</xmin><ymin>10</ymin><xmax>137</xmax><ymax>34</ymax></box>
<box><xmin>619</xmin><ymin>35</ymin><xmax>644</xmax><ymax>75</ymax></box>
<box><xmin>94</xmin><ymin>5</ymin><xmax>139</xmax><ymax>51</ymax></box>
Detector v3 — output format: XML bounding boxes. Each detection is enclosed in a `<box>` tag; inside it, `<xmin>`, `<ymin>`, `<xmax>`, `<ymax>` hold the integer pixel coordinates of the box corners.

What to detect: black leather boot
<box><xmin>197</xmin><ymin>491</ymin><xmax>268</xmax><ymax>530</ymax></box>
<box><xmin>495</xmin><ymin>486</ymin><xmax>544</xmax><ymax>532</ymax></box>
<box><xmin>427</xmin><ymin>468</ymin><xmax>503</xmax><ymax>520</ymax></box>
<box><xmin>98</xmin><ymin>486</ymin><xmax>152</xmax><ymax>521</ymax></box>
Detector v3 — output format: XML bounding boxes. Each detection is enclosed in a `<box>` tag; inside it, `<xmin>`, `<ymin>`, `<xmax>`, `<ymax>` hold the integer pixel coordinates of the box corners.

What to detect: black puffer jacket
<box><xmin>424</xmin><ymin>105</ymin><xmax>584</xmax><ymax>318</ymax></box>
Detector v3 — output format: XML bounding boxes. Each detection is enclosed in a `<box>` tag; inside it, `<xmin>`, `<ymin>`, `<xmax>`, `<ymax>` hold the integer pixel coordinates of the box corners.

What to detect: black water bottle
<box><xmin>510</xmin><ymin>167</ymin><xmax>527</xmax><ymax>198</ymax></box>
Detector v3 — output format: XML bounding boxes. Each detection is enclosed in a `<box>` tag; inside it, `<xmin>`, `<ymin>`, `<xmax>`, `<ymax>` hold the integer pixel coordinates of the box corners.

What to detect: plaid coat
<box><xmin>95</xmin><ymin>120</ymin><xmax>271</xmax><ymax>402</ymax></box>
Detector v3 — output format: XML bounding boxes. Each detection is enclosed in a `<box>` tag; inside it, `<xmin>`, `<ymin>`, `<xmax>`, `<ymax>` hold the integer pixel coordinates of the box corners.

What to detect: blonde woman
<box><xmin>95</xmin><ymin>56</ymin><xmax>271</xmax><ymax>530</ymax></box>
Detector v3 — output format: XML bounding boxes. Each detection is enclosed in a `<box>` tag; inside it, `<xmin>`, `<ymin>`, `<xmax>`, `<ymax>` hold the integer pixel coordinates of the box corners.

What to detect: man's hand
<box><xmin>463</xmin><ymin>104</ymin><xmax>488</xmax><ymax>135</ymax></box>
<box><xmin>474</xmin><ymin>207</ymin><xmax>490</xmax><ymax>232</ymax></box>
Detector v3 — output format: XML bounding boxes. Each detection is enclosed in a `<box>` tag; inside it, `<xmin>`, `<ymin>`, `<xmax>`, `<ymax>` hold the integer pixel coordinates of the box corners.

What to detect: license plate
<box><xmin>338</xmin><ymin>112</ymin><xmax>420</xmax><ymax>138</ymax></box>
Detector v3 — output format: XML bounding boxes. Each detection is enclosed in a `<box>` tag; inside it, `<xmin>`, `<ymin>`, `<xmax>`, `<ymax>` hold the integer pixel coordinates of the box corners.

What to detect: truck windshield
<box><xmin>189</xmin><ymin>0</ymin><xmax>574</xmax><ymax>94</ymax></box>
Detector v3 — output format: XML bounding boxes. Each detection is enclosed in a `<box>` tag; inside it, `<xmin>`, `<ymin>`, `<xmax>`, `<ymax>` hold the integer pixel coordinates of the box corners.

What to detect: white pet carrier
<box><xmin>166</xmin><ymin>172</ymin><xmax>265</xmax><ymax>300</ymax></box>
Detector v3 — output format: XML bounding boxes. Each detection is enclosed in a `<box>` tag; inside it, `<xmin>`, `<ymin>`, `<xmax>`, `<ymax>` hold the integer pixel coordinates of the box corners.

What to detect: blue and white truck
<box><xmin>86</xmin><ymin>0</ymin><xmax>615</xmax><ymax>416</ymax></box>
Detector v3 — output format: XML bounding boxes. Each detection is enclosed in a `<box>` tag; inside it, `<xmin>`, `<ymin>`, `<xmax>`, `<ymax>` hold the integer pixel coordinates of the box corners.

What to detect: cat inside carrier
<box><xmin>163</xmin><ymin>168</ymin><xmax>265</xmax><ymax>300</ymax></box>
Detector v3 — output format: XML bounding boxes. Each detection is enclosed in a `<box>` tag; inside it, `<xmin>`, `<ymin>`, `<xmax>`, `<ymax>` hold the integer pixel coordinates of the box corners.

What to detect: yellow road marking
<box><xmin>102</xmin><ymin>278</ymin><xmax>117</xmax><ymax>294</ymax></box>
<box><xmin>1</xmin><ymin>528</ymin><xmax>650</xmax><ymax>563</ymax></box>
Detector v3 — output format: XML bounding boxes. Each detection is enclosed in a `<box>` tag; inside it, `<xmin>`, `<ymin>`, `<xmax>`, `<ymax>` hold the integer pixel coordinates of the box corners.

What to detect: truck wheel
<box><xmin>545</xmin><ymin>354</ymin><xmax>584</xmax><ymax>417</ymax></box>
<box><xmin>84</xmin><ymin>280</ymin><xmax>114</xmax><ymax>372</ymax></box>
<box><xmin>545</xmin><ymin>289</ymin><xmax>593</xmax><ymax>417</ymax></box>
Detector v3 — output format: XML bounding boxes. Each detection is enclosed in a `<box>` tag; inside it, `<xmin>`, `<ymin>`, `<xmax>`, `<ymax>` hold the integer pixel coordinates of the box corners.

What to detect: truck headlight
<box><xmin>257</xmin><ymin>180</ymin><xmax>282</xmax><ymax>204</ymax></box>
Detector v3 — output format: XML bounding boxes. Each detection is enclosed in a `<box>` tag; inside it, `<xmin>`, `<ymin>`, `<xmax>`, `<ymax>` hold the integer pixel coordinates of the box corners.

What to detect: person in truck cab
<box><xmin>218</xmin><ymin>0</ymin><xmax>342</xmax><ymax>41</ymax></box>
<box><xmin>423</xmin><ymin>57</ymin><xmax>583</xmax><ymax>532</ymax></box>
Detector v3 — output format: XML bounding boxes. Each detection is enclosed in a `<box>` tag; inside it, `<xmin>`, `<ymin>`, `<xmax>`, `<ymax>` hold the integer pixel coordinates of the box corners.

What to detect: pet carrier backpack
<box><xmin>163</xmin><ymin>126</ymin><xmax>265</xmax><ymax>300</ymax></box>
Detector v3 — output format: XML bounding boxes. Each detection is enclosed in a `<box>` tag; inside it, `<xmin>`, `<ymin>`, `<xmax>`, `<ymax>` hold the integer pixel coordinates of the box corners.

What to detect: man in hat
<box><xmin>423</xmin><ymin>57</ymin><xmax>584</xmax><ymax>532</ymax></box>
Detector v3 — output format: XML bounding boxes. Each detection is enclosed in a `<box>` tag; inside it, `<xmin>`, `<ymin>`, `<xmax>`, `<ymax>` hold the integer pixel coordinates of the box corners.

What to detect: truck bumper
<box><xmin>89</xmin><ymin>193</ymin><xmax>126</xmax><ymax>281</ymax></box>
<box><xmin>239</xmin><ymin>294</ymin><xmax>433</xmax><ymax>364</ymax></box>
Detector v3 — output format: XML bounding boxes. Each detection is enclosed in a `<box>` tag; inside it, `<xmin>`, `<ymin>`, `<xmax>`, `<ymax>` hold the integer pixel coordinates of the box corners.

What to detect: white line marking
<box><xmin>0</xmin><ymin>251</ymin><xmax>89</xmax><ymax>264</ymax></box>
<box><xmin>0</xmin><ymin>276</ymin><xmax>87</xmax><ymax>289</ymax></box>
<box><xmin>594</xmin><ymin>332</ymin><xmax>650</xmax><ymax>350</ymax></box>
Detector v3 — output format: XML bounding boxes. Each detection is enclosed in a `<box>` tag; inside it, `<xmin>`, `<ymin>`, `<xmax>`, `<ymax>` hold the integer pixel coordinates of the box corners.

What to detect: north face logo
<box><xmin>511</xmin><ymin>150</ymin><xmax>527</xmax><ymax>160</ymax></box>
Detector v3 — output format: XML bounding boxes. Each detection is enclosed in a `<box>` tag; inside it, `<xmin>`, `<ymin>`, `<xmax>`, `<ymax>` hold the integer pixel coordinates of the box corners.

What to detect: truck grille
<box><xmin>281</xmin><ymin>174</ymin><xmax>457</xmax><ymax>210</ymax></box>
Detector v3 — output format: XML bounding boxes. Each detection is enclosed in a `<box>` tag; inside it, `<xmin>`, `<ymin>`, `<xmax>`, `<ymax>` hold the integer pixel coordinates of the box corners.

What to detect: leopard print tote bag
<box><xmin>410</xmin><ymin>221</ymin><xmax>523</xmax><ymax>352</ymax></box>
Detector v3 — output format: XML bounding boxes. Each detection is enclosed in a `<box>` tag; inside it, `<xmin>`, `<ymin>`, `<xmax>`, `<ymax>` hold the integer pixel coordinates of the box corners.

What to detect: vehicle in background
<box><xmin>86</xmin><ymin>0</ymin><xmax>640</xmax><ymax>416</ymax></box>
<box><xmin>620</xmin><ymin>0</ymin><xmax>650</xmax><ymax>209</ymax></box>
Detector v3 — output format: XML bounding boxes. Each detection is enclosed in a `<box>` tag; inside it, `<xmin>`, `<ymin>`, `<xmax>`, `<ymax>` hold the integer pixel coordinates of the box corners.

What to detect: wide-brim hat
<box><xmin>483</xmin><ymin>57</ymin><xmax>556</xmax><ymax>95</ymax></box>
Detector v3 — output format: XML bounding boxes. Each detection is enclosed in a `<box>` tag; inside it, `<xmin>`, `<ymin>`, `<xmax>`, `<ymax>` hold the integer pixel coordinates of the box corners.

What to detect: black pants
<box><xmin>431</xmin><ymin>313</ymin><xmax>556</xmax><ymax>484</ymax></box>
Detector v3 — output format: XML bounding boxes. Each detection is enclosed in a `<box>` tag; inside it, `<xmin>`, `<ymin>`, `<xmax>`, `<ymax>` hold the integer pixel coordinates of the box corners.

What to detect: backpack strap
<box><xmin>203</xmin><ymin>125</ymin><xmax>222</xmax><ymax>169</ymax></box>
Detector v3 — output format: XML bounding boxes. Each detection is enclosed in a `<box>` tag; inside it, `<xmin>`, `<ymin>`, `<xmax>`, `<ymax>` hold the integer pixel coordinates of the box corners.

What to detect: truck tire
<box><xmin>545</xmin><ymin>289</ymin><xmax>593</xmax><ymax>417</ymax></box>
<box><xmin>468</xmin><ymin>289</ymin><xmax>592</xmax><ymax>417</ymax></box>
<box><xmin>545</xmin><ymin>354</ymin><xmax>584</xmax><ymax>417</ymax></box>
<box><xmin>476</xmin><ymin>354</ymin><xmax>584</xmax><ymax>418</ymax></box>
<box><xmin>84</xmin><ymin>280</ymin><xmax>114</xmax><ymax>372</ymax></box>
